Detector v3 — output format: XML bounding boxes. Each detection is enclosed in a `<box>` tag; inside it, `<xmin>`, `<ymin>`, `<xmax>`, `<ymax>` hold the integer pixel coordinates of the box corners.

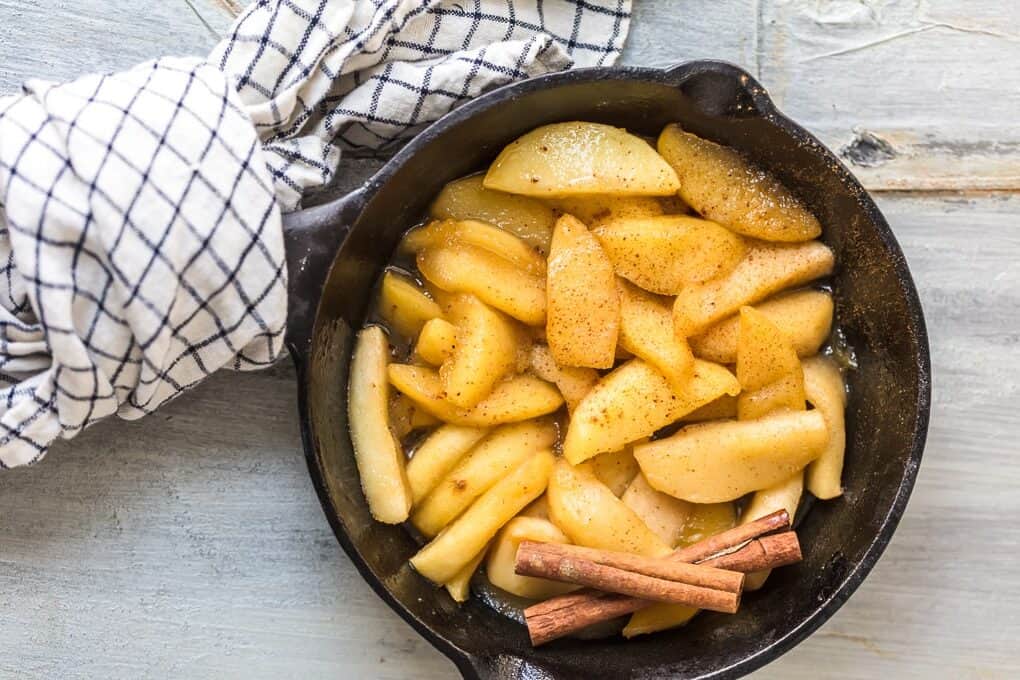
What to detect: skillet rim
<box><xmin>287</xmin><ymin>59</ymin><xmax>932</xmax><ymax>679</ymax></box>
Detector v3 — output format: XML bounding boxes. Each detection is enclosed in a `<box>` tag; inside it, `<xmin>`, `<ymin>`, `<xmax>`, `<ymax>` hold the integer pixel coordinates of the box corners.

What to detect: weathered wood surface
<box><xmin>633</xmin><ymin>0</ymin><xmax>1020</xmax><ymax>193</ymax></box>
<box><xmin>1</xmin><ymin>1</ymin><xmax>1017</xmax><ymax>678</ymax></box>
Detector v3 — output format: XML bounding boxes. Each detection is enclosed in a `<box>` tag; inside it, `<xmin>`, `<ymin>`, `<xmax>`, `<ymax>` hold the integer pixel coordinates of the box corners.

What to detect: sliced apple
<box><xmin>590</xmin><ymin>447</ymin><xmax>641</xmax><ymax>497</ymax></box>
<box><xmin>673</xmin><ymin>241</ymin><xmax>835</xmax><ymax>337</ymax></box>
<box><xmin>546</xmin><ymin>195</ymin><xmax>663</xmax><ymax>227</ymax></box>
<box><xmin>484</xmin><ymin>122</ymin><xmax>680</xmax><ymax>197</ymax></box>
<box><xmin>740</xmin><ymin>472</ymin><xmax>805</xmax><ymax>590</ymax></box>
<box><xmin>634</xmin><ymin>410</ymin><xmax>827</xmax><ymax>503</ymax></box>
<box><xmin>594</xmin><ymin>215</ymin><xmax>746</xmax><ymax>294</ymax></box>
<box><xmin>486</xmin><ymin>517</ymin><xmax>578</xmax><ymax>600</ymax></box>
<box><xmin>348</xmin><ymin>326</ymin><xmax>412</xmax><ymax>524</ymax></box>
<box><xmin>402</xmin><ymin>219</ymin><xmax>546</xmax><ymax>276</ymax></box>
<box><xmin>406</xmin><ymin>424</ymin><xmax>489</xmax><ymax>503</ymax></box>
<box><xmin>623</xmin><ymin>501</ymin><xmax>736</xmax><ymax>637</ymax></box>
<box><xmin>528</xmin><ymin>344</ymin><xmax>599</xmax><ymax>414</ymax></box>
<box><xmin>412</xmin><ymin>420</ymin><xmax>557</xmax><ymax>537</ymax></box>
<box><xmin>563</xmin><ymin>359</ymin><xmax>740</xmax><ymax>464</ymax></box>
<box><xmin>444</xmin><ymin>548</ymin><xmax>487</xmax><ymax>603</ymax></box>
<box><xmin>430</xmin><ymin>174</ymin><xmax>555</xmax><ymax>254</ymax></box>
<box><xmin>736</xmin><ymin>305</ymin><xmax>806</xmax><ymax>419</ymax></box>
<box><xmin>690</xmin><ymin>289</ymin><xmax>833</xmax><ymax>364</ymax></box>
<box><xmin>803</xmin><ymin>356</ymin><xmax>847</xmax><ymax>500</ymax></box>
<box><xmin>411</xmin><ymin>450</ymin><xmax>554</xmax><ymax>584</ymax></box>
<box><xmin>617</xmin><ymin>279</ymin><xmax>694</xmax><ymax>392</ymax></box>
<box><xmin>440</xmin><ymin>295</ymin><xmax>520</xmax><ymax>408</ymax></box>
<box><xmin>547</xmin><ymin>459</ymin><xmax>671</xmax><ymax>557</ymax></box>
<box><xmin>658</xmin><ymin>125</ymin><xmax>822</xmax><ymax>242</ymax></box>
<box><xmin>546</xmin><ymin>214</ymin><xmax>620</xmax><ymax>368</ymax></box>
<box><xmin>414</xmin><ymin>317</ymin><xmax>458</xmax><ymax>366</ymax></box>
<box><xmin>418</xmin><ymin>243</ymin><xmax>546</xmax><ymax>325</ymax></box>
<box><xmin>737</xmin><ymin>371</ymin><xmax>806</xmax><ymax>421</ymax></box>
<box><xmin>678</xmin><ymin>395</ymin><xmax>737</xmax><ymax>423</ymax></box>
<box><xmin>387</xmin><ymin>364</ymin><xmax>563</xmax><ymax>427</ymax></box>
<box><xmin>622</xmin><ymin>473</ymin><xmax>693</xmax><ymax>546</ymax></box>
<box><xmin>377</xmin><ymin>270</ymin><xmax>443</xmax><ymax>338</ymax></box>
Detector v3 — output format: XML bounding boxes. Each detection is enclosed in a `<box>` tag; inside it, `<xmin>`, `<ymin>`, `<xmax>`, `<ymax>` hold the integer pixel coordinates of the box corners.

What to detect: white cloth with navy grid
<box><xmin>0</xmin><ymin>0</ymin><xmax>630</xmax><ymax>468</ymax></box>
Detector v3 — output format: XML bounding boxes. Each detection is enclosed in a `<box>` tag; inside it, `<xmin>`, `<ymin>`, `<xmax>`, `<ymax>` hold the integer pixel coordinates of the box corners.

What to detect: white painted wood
<box><xmin>757</xmin><ymin>0</ymin><xmax>1020</xmax><ymax>191</ymax></box>
<box><xmin>0</xmin><ymin>0</ymin><xmax>233</xmax><ymax>93</ymax></box>
<box><xmin>1</xmin><ymin>1</ymin><xmax>1017</xmax><ymax>678</ymax></box>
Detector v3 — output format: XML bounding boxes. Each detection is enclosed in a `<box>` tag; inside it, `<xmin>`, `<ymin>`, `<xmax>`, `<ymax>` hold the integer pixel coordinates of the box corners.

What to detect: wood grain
<box><xmin>756</xmin><ymin>0</ymin><xmax>1020</xmax><ymax>192</ymax></box>
<box><xmin>0</xmin><ymin>0</ymin><xmax>233</xmax><ymax>93</ymax></box>
<box><xmin>0</xmin><ymin>1</ymin><xmax>1017</xmax><ymax>678</ymax></box>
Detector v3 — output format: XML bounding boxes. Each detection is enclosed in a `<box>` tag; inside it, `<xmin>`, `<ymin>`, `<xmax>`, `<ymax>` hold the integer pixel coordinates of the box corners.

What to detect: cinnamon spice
<box><xmin>515</xmin><ymin>541</ymin><xmax>741</xmax><ymax>613</ymax></box>
<box><xmin>522</xmin><ymin>511</ymin><xmax>798</xmax><ymax>646</ymax></box>
<box><xmin>671</xmin><ymin>509</ymin><xmax>791</xmax><ymax>563</ymax></box>
<box><xmin>516</xmin><ymin>541</ymin><xmax>744</xmax><ymax>592</ymax></box>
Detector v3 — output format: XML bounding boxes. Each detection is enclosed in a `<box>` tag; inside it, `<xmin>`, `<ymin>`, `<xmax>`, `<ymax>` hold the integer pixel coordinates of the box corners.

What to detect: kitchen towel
<box><xmin>0</xmin><ymin>0</ymin><xmax>630</xmax><ymax>467</ymax></box>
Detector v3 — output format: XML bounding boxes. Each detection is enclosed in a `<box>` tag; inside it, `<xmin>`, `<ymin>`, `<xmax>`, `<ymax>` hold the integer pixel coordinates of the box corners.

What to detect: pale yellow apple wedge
<box><xmin>406</xmin><ymin>425</ymin><xmax>489</xmax><ymax>504</ymax></box>
<box><xmin>673</xmin><ymin>241</ymin><xmax>834</xmax><ymax>337</ymax></box>
<box><xmin>418</xmin><ymin>243</ymin><xmax>546</xmax><ymax>325</ymax></box>
<box><xmin>440</xmin><ymin>295</ymin><xmax>520</xmax><ymax>408</ymax></box>
<box><xmin>690</xmin><ymin>289</ymin><xmax>833</xmax><ymax>364</ymax></box>
<box><xmin>678</xmin><ymin>395</ymin><xmax>737</xmax><ymax>423</ymax></box>
<box><xmin>563</xmin><ymin>358</ymin><xmax>740</xmax><ymax>464</ymax></box>
<box><xmin>377</xmin><ymin>270</ymin><xmax>443</xmax><ymax>338</ymax></box>
<box><xmin>348</xmin><ymin>326</ymin><xmax>413</xmax><ymax>524</ymax></box>
<box><xmin>617</xmin><ymin>279</ymin><xmax>694</xmax><ymax>392</ymax></box>
<box><xmin>803</xmin><ymin>356</ymin><xmax>848</xmax><ymax>500</ymax></box>
<box><xmin>634</xmin><ymin>410</ymin><xmax>827</xmax><ymax>503</ymax></box>
<box><xmin>430</xmin><ymin>174</ymin><xmax>556</xmax><ymax>254</ymax></box>
<box><xmin>388</xmin><ymin>364</ymin><xmax>563</xmax><ymax>427</ymax></box>
<box><xmin>484</xmin><ymin>122</ymin><xmax>680</xmax><ymax>197</ymax></box>
<box><xmin>736</xmin><ymin>306</ymin><xmax>802</xmax><ymax>391</ymax></box>
<box><xmin>547</xmin><ymin>459</ymin><xmax>671</xmax><ymax>557</ymax></box>
<box><xmin>402</xmin><ymin>218</ymin><xmax>546</xmax><ymax>276</ymax></box>
<box><xmin>546</xmin><ymin>214</ymin><xmax>620</xmax><ymax>369</ymax></box>
<box><xmin>594</xmin><ymin>215</ymin><xmax>746</xmax><ymax>294</ymax></box>
<box><xmin>411</xmin><ymin>450</ymin><xmax>555</xmax><ymax>584</ymax></box>
<box><xmin>486</xmin><ymin>517</ymin><xmax>578</xmax><ymax>600</ymax></box>
<box><xmin>621</xmin><ymin>473</ymin><xmax>693</xmax><ymax>546</ymax></box>
<box><xmin>658</xmin><ymin>125</ymin><xmax>822</xmax><ymax>242</ymax></box>
<box><xmin>444</xmin><ymin>547</ymin><xmax>488</xmax><ymax>603</ymax></box>
<box><xmin>741</xmin><ymin>472</ymin><xmax>805</xmax><ymax>590</ymax></box>
<box><xmin>623</xmin><ymin>502</ymin><xmax>737</xmax><ymax>637</ymax></box>
<box><xmin>737</xmin><ymin>372</ymin><xmax>807</xmax><ymax>421</ymax></box>
<box><xmin>412</xmin><ymin>420</ymin><xmax>557</xmax><ymax>537</ymax></box>
<box><xmin>545</xmin><ymin>195</ymin><xmax>663</xmax><ymax>227</ymax></box>
<box><xmin>388</xmin><ymin>393</ymin><xmax>440</xmax><ymax>440</ymax></box>
<box><xmin>528</xmin><ymin>344</ymin><xmax>599</xmax><ymax>414</ymax></box>
<box><xmin>590</xmin><ymin>447</ymin><xmax>641</xmax><ymax>497</ymax></box>
<box><xmin>414</xmin><ymin>317</ymin><xmax>458</xmax><ymax>366</ymax></box>
<box><xmin>736</xmin><ymin>306</ymin><xmax>806</xmax><ymax>420</ymax></box>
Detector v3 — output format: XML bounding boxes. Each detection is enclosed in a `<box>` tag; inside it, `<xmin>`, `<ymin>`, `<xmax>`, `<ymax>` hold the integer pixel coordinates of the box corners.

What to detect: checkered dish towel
<box><xmin>0</xmin><ymin>0</ymin><xmax>630</xmax><ymax>467</ymax></box>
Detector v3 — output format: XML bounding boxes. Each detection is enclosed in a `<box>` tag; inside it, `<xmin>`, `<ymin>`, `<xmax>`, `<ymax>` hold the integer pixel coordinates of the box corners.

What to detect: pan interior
<box><xmin>301</xmin><ymin>67</ymin><xmax>928</xmax><ymax>679</ymax></box>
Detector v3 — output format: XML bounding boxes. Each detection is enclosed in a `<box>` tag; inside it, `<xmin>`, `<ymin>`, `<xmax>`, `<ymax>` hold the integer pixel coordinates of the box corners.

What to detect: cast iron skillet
<box><xmin>280</xmin><ymin>61</ymin><xmax>931</xmax><ymax>679</ymax></box>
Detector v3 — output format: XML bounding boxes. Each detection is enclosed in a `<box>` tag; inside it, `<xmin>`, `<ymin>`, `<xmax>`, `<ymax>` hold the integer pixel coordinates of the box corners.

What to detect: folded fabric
<box><xmin>0</xmin><ymin>0</ymin><xmax>631</xmax><ymax>468</ymax></box>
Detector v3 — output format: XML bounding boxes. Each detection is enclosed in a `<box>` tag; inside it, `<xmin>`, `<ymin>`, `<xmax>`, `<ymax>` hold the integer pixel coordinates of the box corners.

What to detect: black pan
<box><xmin>280</xmin><ymin>61</ymin><xmax>931</xmax><ymax>679</ymax></box>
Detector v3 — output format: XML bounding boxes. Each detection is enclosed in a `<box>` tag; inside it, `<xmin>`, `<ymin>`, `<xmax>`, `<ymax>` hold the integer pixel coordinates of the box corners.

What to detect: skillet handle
<box><xmin>282</xmin><ymin>188</ymin><xmax>369</xmax><ymax>360</ymax></box>
<box><xmin>662</xmin><ymin>60</ymin><xmax>779</xmax><ymax>118</ymax></box>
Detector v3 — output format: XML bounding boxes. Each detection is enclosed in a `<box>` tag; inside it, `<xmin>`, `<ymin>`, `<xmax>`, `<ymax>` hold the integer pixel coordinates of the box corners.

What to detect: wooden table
<box><xmin>2</xmin><ymin>2</ymin><xmax>1016</xmax><ymax>677</ymax></box>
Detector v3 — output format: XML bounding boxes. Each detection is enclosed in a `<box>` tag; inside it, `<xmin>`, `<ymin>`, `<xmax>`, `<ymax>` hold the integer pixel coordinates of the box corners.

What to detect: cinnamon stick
<box><xmin>516</xmin><ymin>541</ymin><xmax>744</xmax><ymax>592</ymax></box>
<box><xmin>523</xmin><ymin>519</ymin><xmax>799</xmax><ymax>647</ymax></box>
<box><xmin>670</xmin><ymin>509</ymin><xmax>791</xmax><ymax>563</ymax></box>
<box><xmin>703</xmin><ymin>531</ymin><xmax>801</xmax><ymax>572</ymax></box>
<box><xmin>523</xmin><ymin>533</ymin><xmax>800</xmax><ymax>646</ymax></box>
<box><xmin>515</xmin><ymin>541</ymin><xmax>740</xmax><ymax>614</ymax></box>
